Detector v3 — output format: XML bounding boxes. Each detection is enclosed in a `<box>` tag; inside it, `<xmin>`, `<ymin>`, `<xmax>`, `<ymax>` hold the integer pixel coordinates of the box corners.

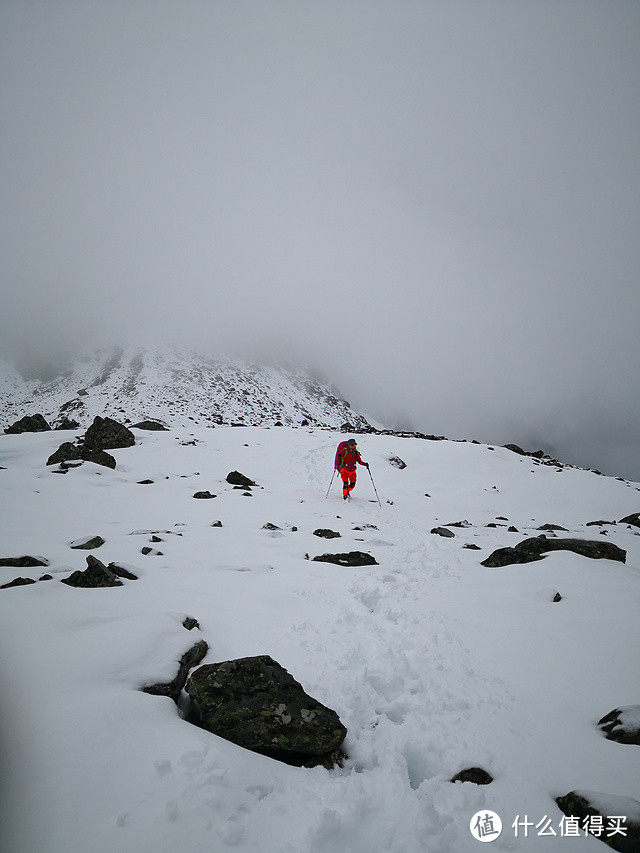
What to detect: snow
<box><xmin>1</xmin><ymin>425</ymin><xmax>639</xmax><ymax>852</ymax></box>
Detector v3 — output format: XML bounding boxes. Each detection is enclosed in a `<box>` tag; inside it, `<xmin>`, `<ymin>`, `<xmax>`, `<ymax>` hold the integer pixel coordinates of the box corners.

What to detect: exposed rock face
<box><xmin>312</xmin><ymin>551</ymin><xmax>378</xmax><ymax>567</ymax></box>
<box><xmin>4</xmin><ymin>414</ymin><xmax>51</xmax><ymax>434</ymax></box>
<box><xmin>598</xmin><ymin>706</ymin><xmax>640</xmax><ymax>745</ymax></box>
<box><xmin>504</xmin><ymin>443</ymin><xmax>545</xmax><ymax>459</ymax></box>
<box><xmin>186</xmin><ymin>655</ymin><xmax>347</xmax><ymax>767</ymax></box>
<box><xmin>83</xmin><ymin>416</ymin><xmax>135</xmax><ymax>450</ymax></box>
<box><xmin>142</xmin><ymin>640</ymin><xmax>209</xmax><ymax>703</ymax></box>
<box><xmin>619</xmin><ymin>513</ymin><xmax>640</xmax><ymax>529</ymax></box>
<box><xmin>60</xmin><ymin>555</ymin><xmax>124</xmax><ymax>588</ymax></box>
<box><xmin>54</xmin><ymin>417</ymin><xmax>80</xmax><ymax>430</ymax></box>
<box><xmin>46</xmin><ymin>442</ymin><xmax>116</xmax><ymax>469</ymax></box>
<box><xmin>193</xmin><ymin>491</ymin><xmax>216</xmax><ymax>499</ymax></box>
<box><xmin>313</xmin><ymin>529</ymin><xmax>341</xmax><ymax>539</ymax></box>
<box><xmin>226</xmin><ymin>471</ymin><xmax>257</xmax><ymax>488</ymax></box>
<box><xmin>481</xmin><ymin>536</ymin><xmax>626</xmax><ymax>568</ymax></box>
<box><xmin>555</xmin><ymin>791</ymin><xmax>640</xmax><ymax>852</ymax></box>
<box><xmin>450</xmin><ymin>767</ymin><xmax>493</xmax><ymax>785</ymax></box>
<box><xmin>0</xmin><ymin>556</ymin><xmax>48</xmax><ymax>568</ymax></box>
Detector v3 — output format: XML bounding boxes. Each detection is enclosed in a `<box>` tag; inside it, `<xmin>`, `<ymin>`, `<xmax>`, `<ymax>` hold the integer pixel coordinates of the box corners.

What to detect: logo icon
<box><xmin>470</xmin><ymin>811</ymin><xmax>503</xmax><ymax>843</ymax></box>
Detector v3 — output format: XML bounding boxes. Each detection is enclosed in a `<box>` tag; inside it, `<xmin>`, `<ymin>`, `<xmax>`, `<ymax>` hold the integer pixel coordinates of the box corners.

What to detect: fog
<box><xmin>1</xmin><ymin>2</ymin><xmax>639</xmax><ymax>479</ymax></box>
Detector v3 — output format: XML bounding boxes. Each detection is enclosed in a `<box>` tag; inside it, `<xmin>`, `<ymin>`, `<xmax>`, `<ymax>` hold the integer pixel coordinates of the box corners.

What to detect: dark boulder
<box><xmin>54</xmin><ymin>417</ymin><xmax>80</xmax><ymax>430</ymax></box>
<box><xmin>313</xmin><ymin>551</ymin><xmax>378</xmax><ymax>566</ymax></box>
<box><xmin>262</xmin><ymin>523</ymin><xmax>281</xmax><ymax>531</ymax></box>
<box><xmin>70</xmin><ymin>535</ymin><xmax>105</xmax><ymax>550</ymax></box>
<box><xmin>0</xmin><ymin>577</ymin><xmax>37</xmax><ymax>590</ymax></box>
<box><xmin>46</xmin><ymin>442</ymin><xmax>116</xmax><ymax>469</ymax></box>
<box><xmin>0</xmin><ymin>556</ymin><xmax>48</xmax><ymax>568</ymax></box>
<box><xmin>555</xmin><ymin>791</ymin><xmax>640</xmax><ymax>852</ymax></box>
<box><xmin>183</xmin><ymin>617</ymin><xmax>200</xmax><ymax>631</ymax></box>
<box><xmin>186</xmin><ymin>655</ymin><xmax>347</xmax><ymax>767</ymax></box>
<box><xmin>537</xmin><ymin>523</ymin><xmax>569</xmax><ymax>532</ymax></box>
<box><xmin>142</xmin><ymin>640</ymin><xmax>209</xmax><ymax>703</ymax></box>
<box><xmin>193</xmin><ymin>491</ymin><xmax>216</xmax><ymax>499</ymax></box>
<box><xmin>131</xmin><ymin>420</ymin><xmax>169</xmax><ymax>431</ymax></box>
<box><xmin>83</xmin><ymin>416</ymin><xmax>135</xmax><ymax>451</ymax></box>
<box><xmin>60</xmin><ymin>555</ymin><xmax>123</xmax><ymax>588</ymax></box>
<box><xmin>463</xmin><ymin>543</ymin><xmax>482</xmax><ymax>550</ymax></box>
<box><xmin>313</xmin><ymin>529</ymin><xmax>341</xmax><ymax>539</ymax></box>
<box><xmin>108</xmin><ymin>563</ymin><xmax>138</xmax><ymax>581</ymax></box>
<box><xmin>598</xmin><ymin>706</ymin><xmax>640</xmax><ymax>745</ymax></box>
<box><xmin>4</xmin><ymin>414</ymin><xmax>51</xmax><ymax>434</ymax></box>
<box><xmin>431</xmin><ymin>527</ymin><xmax>455</xmax><ymax>538</ymax></box>
<box><xmin>450</xmin><ymin>767</ymin><xmax>493</xmax><ymax>785</ymax></box>
<box><xmin>619</xmin><ymin>513</ymin><xmax>640</xmax><ymax>529</ymax></box>
<box><xmin>481</xmin><ymin>536</ymin><xmax>626</xmax><ymax>568</ymax></box>
<box><xmin>226</xmin><ymin>471</ymin><xmax>257</xmax><ymax>488</ymax></box>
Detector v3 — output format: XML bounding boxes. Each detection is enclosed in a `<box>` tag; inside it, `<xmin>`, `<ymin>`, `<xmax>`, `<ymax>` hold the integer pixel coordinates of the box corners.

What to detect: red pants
<box><xmin>340</xmin><ymin>468</ymin><xmax>356</xmax><ymax>496</ymax></box>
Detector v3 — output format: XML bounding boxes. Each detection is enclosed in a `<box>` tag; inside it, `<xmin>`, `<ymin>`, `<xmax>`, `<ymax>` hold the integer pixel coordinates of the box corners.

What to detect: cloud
<box><xmin>1</xmin><ymin>1</ymin><xmax>639</xmax><ymax>479</ymax></box>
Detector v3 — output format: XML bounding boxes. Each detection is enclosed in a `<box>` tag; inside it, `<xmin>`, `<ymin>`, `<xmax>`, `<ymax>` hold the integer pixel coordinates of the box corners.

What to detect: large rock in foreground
<box><xmin>186</xmin><ymin>655</ymin><xmax>347</xmax><ymax>767</ymax></box>
<box><xmin>481</xmin><ymin>536</ymin><xmax>626</xmax><ymax>568</ymax></box>
<box><xmin>598</xmin><ymin>706</ymin><xmax>640</xmax><ymax>745</ymax></box>
<box><xmin>83</xmin><ymin>416</ymin><xmax>135</xmax><ymax>450</ymax></box>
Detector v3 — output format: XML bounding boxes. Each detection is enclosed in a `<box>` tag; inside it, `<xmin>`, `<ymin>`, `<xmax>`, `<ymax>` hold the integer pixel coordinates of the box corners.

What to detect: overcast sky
<box><xmin>1</xmin><ymin>1</ymin><xmax>639</xmax><ymax>479</ymax></box>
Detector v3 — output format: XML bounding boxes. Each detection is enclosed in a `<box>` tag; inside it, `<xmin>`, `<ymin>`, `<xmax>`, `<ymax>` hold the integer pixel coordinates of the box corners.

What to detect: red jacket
<box><xmin>335</xmin><ymin>441</ymin><xmax>366</xmax><ymax>472</ymax></box>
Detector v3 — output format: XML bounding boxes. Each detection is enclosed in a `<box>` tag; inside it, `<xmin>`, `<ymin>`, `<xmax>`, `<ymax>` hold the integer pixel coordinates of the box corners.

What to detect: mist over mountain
<box><xmin>0</xmin><ymin>345</ymin><xmax>375</xmax><ymax>433</ymax></box>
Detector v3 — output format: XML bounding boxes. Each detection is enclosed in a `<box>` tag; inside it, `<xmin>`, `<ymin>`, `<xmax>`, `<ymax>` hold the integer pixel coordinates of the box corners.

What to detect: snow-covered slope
<box><xmin>1</xmin><ymin>423</ymin><xmax>638</xmax><ymax>852</ymax></box>
<box><xmin>0</xmin><ymin>346</ymin><xmax>372</xmax><ymax>430</ymax></box>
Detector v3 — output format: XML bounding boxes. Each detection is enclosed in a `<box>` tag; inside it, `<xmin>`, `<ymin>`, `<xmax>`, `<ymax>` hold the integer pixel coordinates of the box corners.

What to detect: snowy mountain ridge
<box><xmin>0</xmin><ymin>345</ymin><xmax>374</xmax><ymax>432</ymax></box>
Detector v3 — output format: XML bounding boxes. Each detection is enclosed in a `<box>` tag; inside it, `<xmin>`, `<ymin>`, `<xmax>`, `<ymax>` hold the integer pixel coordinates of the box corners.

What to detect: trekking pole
<box><xmin>367</xmin><ymin>465</ymin><xmax>381</xmax><ymax>506</ymax></box>
<box><xmin>325</xmin><ymin>469</ymin><xmax>336</xmax><ymax>499</ymax></box>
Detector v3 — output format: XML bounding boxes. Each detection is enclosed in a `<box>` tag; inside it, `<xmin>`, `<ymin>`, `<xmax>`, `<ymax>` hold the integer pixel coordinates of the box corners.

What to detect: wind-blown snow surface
<box><xmin>1</xmin><ymin>426</ymin><xmax>638</xmax><ymax>852</ymax></box>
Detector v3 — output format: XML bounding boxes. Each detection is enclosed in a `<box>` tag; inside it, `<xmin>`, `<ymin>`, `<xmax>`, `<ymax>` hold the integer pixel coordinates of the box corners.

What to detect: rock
<box><xmin>107</xmin><ymin>563</ymin><xmax>139</xmax><ymax>581</ymax></box>
<box><xmin>54</xmin><ymin>417</ymin><xmax>80</xmax><ymax>430</ymax></box>
<box><xmin>262</xmin><ymin>523</ymin><xmax>281</xmax><ymax>530</ymax></box>
<box><xmin>537</xmin><ymin>523</ymin><xmax>569</xmax><ymax>531</ymax></box>
<box><xmin>445</xmin><ymin>520</ymin><xmax>472</xmax><ymax>528</ymax></box>
<box><xmin>481</xmin><ymin>536</ymin><xmax>626</xmax><ymax>568</ymax></box>
<box><xmin>186</xmin><ymin>655</ymin><xmax>347</xmax><ymax>767</ymax></box>
<box><xmin>60</xmin><ymin>555</ymin><xmax>123</xmax><ymax>588</ymax></box>
<box><xmin>312</xmin><ymin>551</ymin><xmax>378</xmax><ymax>567</ymax></box>
<box><xmin>388</xmin><ymin>456</ymin><xmax>406</xmax><ymax>469</ymax></box>
<box><xmin>0</xmin><ymin>577</ymin><xmax>37</xmax><ymax>590</ymax></box>
<box><xmin>83</xmin><ymin>416</ymin><xmax>135</xmax><ymax>451</ymax></box>
<box><xmin>619</xmin><ymin>513</ymin><xmax>640</xmax><ymax>528</ymax></box>
<box><xmin>193</xmin><ymin>491</ymin><xmax>216</xmax><ymax>499</ymax></box>
<box><xmin>0</xmin><ymin>556</ymin><xmax>48</xmax><ymax>568</ymax></box>
<box><xmin>226</xmin><ymin>471</ymin><xmax>257</xmax><ymax>488</ymax></box>
<box><xmin>431</xmin><ymin>527</ymin><xmax>455</xmax><ymax>538</ymax></box>
<box><xmin>137</xmin><ymin>479</ymin><xmax>154</xmax><ymax>485</ymax></box>
<box><xmin>211</xmin><ymin>521</ymin><xmax>223</xmax><ymax>528</ymax></box>
<box><xmin>131</xmin><ymin>420</ymin><xmax>169</xmax><ymax>431</ymax></box>
<box><xmin>46</xmin><ymin>442</ymin><xmax>116</xmax><ymax>469</ymax></box>
<box><xmin>142</xmin><ymin>640</ymin><xmax>209</xmax><ymax>703</ymax></box>
<box><xmin>463</xmin><ymin>543</ymin><xmax>481</xmax><ymax>550</ymax></box>
<box><xmin>587</xmin><ymin>520</ymin><xmax>617</xmax><ymax>527</ymax></box>
<box><xmin>450</xmin><ymin>767</ymin><xmax>493</xmax><ymax>785</ymax></box>
<box><xmin>555</xmin><ymin>791</ymin><xmax>640</xmax><ymax>852</ymax></box>
<box><xmin>183</xmin><ymin>617</ymin><xmax>200</xmax><ymax>631</ymax></box>
<box><xmin>70</xmin><ymin>535</ymin><xmax>105</xmax><ymax>550</ymax></box>
<box><xmin>598</xmin><ymin>706</ymin><xmax>640</xmax><ymax>745</ymax></box>
<box><xmin>313</xmin><ymin>529</ymin><xmax>341</xmax><ymax>539</ymax></box>
<box><xmin>504</xmin><ymin>443</ymin><xmax>546</xmax><ymax>459</ymax></box>
<box><xmin>4</xmin><ymin>414</ymin><xmax>51</xmax><ymax>434</ymax></box>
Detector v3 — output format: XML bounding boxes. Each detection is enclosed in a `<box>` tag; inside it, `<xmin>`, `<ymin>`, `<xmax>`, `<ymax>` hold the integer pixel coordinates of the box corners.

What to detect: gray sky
<box><xmin>2</xmin><ymin>1</ymin><xmax>639</xmax><ymax>479</ymax></box>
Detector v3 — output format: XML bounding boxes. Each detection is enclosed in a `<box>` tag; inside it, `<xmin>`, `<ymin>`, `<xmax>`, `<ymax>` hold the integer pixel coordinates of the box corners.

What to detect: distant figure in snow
<box><xmin>334</xmin><ymin>438</ymin><xmax>368</xmax><ymax>500</ymax></box>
